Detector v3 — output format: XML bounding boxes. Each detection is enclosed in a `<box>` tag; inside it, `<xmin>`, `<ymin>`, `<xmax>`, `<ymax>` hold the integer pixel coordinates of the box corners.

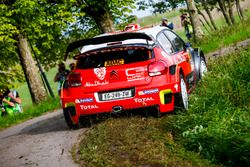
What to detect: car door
<box><xmin>163</xmin><ymin>30</ymin><xmax>194</xmax><ymax>86</ymax></box>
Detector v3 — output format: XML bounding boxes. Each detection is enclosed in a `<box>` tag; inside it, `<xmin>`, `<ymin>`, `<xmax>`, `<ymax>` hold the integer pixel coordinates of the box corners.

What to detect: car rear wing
<box><xmin>64</xmin><ymin>32</ymin><xmax>153</xmax><ymax>60</ymax></box>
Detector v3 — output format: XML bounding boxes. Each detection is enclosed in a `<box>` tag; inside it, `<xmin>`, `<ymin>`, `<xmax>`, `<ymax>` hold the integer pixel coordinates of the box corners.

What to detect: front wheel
<box><xmin>175</xmin><ymin>74</ymin><xmax>188</xmax><ymax>110</ymax></box>
<box><xmin>199</xmin><ymin>57</ymin><xmax>207</xmax><ymax>80</ymax></box>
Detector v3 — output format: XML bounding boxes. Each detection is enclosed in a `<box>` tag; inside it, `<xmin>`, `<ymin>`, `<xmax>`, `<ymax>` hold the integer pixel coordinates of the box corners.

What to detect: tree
<box><xmin>0</xmin><ymin>0</ymin><xmax>74</xmax><ymax>103</ymax></box>
<box><xmin>185</xmin><ymin>0</ymin><xmax>204</xmax><ymax>41</ymax></box>
<box><xmin>74</xmin><ymin>0</ymin><xmax>135</xmax><ymax>33</ymax></box>
<box><xmin>0</xmin><ymin>0</ymin><xmax>136</xmax><ymax>103</ymax></box>
<box><xmin>235</xmin><ymin>0</ymin><xmax>244</xmax><ymax>20</ymax></box>
<box><xmin>200</xmin><ymin>0</ymin><xmax>217</xmax><ymax>30</ymax></box>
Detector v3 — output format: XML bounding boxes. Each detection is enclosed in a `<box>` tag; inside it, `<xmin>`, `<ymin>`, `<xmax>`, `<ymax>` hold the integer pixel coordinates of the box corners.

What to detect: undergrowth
<box><xmin>163</xmin><ymin>47</ymin><xmax>250</xmax><ymax>166</ymax></box>
<box><xmin>74</xmin><ymin>117</ymin><xmax>216</xmax><ymax>167</ymax></box>
<box><xmin>196</xmin><ymin>16</ymin><xmax>250</xmax><ymax>53</ymax></box>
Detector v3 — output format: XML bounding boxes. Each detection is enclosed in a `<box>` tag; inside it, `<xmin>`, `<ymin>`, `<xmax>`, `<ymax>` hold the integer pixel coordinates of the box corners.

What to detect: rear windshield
<box><xmin>76</xmin><ymin>46</ymin><xmax>152</xmax><ymax>69</ymax></box>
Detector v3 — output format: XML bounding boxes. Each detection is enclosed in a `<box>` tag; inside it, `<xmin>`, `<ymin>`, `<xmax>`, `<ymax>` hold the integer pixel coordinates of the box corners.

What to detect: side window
<box><xmin>156</xmin><ymin>33</ymin><xmax>174</xmax><ymax>54</ymax></box>
<box><xmin>164</xmin><ymin>30</ymin><xmax>185</xmax><ymax>52</ymax></box>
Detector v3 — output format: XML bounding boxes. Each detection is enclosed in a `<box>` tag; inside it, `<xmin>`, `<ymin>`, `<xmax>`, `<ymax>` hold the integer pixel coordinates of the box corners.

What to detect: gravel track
<box><xmin>0</xmin><ymin>110</ymin><xmax>85</xmax><ymax>167</ymax></box>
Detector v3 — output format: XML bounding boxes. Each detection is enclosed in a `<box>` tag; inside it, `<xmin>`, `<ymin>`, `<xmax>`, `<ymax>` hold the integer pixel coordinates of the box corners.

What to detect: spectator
<box><xmin>180</xmin><ymin>13</ymin><xmax>193</xmax><ymax>40</ymax></box>
<box><xmin>69</xmin><ymin>63</ymin><xmax>75</xmax><ymax>72</ymax></box>
<box><xmin>54</xmin><ymin>62</ymin><xmax>70</xmax><ymax>96</ymax></box>
<box><xmin>161</xmin><ymin>18</ymin><xmax>174</xmax><ymax>30</ymax></box>
<box><xmin>0</xmin><ymin>87</ymin><xmax>22</xmax><ymax>116</ymax></box>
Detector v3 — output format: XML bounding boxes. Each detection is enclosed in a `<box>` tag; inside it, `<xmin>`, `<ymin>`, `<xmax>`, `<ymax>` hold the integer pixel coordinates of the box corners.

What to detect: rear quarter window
<box><xmin>76</xmin><ymin>47</ymin><xmax>152</xmax><ymax>69</ymax></box>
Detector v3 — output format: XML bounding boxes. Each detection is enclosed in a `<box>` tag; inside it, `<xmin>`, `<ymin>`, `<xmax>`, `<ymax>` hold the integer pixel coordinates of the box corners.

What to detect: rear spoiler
<box><xmin>64</xmin><ymin>32</ymin><xmax>153</xmax><ymax>60</ymax></box>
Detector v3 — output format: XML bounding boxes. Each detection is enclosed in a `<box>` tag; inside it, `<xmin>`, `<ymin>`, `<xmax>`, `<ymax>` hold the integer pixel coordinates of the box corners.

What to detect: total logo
<box><xmin>134</xmin><ymin>97</ymin><xmax>154</xmax><ymax>103</ymax></box>
<box><xmin>80</xmin><ymin>105</ymin><xmax>99</xmax><ymax>110</ymax></box>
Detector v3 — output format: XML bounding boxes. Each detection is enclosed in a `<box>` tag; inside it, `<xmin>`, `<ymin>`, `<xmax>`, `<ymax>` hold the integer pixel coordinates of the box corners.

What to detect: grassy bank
<box><xmin>0</xmin><ymin>97</ymin><xmax>60</xmax><ymax>130</ymax></box>
<box><xmin>74</xmin><ymin>46</ymin><xmax>250</xmax><ymax>166</ymax></box>
<box><xmin>197</xmin><ymin>15</ymin><xmax>250</xmax><ymax>53</ymax></box>
<box><xmin>163</xmin><ymin>47</ymin><xmax>250</xmax><ymax>166</ymax></box>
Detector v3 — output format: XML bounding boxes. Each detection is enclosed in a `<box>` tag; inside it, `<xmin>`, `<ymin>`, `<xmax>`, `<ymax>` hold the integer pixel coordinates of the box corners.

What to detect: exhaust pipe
<box><xmin>112</xmin><ymin>106</ymin><xmax>123</xmax><ymax>113</ymax></box>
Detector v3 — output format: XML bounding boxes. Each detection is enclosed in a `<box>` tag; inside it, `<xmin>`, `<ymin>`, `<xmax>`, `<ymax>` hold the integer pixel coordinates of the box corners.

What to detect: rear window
<box><xmin>76</xmin><ymin>46</ymin><xmax>152</xmax><ymax>69</ymax></box>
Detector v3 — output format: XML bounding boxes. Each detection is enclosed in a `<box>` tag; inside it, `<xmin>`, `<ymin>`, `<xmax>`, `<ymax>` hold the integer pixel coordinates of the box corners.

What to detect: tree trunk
<box><xmin>202</xmin><ymin>0</ymin><xmax>217</xmax><ymax>30</ymax></box>
<box><xmin>218</xmin><ymin>0</ymin><xmax>232</xmax><ymax>26</ymax></box>
<box><xmin>197</xmin><ymin>7</ymin><xmax>213</xmax><ymax>31</ymax></box>
<box><xmin>235</xmin><ymin>0</ymin><xmax>244</xmax><ymax>20</ymax></box>
<box><xmin>227</xmin><ymin>0</ymin><xmax>235</xmax><ymax>24</ymax></box>
<box><xmin>92</xmin><ymin>11</ymin><xmax>114</xmax><ymax>33</ymax></box>
<box><xmin>84</xmin><ymin>6</ymin><xmax>114</xmax><ymax>33</ymax></box>
<box><xmin>199</xmin><ymin>18</ymin><xmax>210</xmax><ymax>33</ymax></box>
<box><xmin>186</xmin><ymin>0</ymin><xmax>204</xmax><ymax>41</ymax></box>
<box><xmin>17</xmin><ymin>33</ymin><xmax>47</xmax><ymax>104</ymax></box>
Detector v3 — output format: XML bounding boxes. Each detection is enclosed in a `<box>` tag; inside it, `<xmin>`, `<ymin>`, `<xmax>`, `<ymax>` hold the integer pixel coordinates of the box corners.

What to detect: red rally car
<box><xmin>62</xmin><ymin>25</ymin><xmax>207</xmax><ymax>128</ymax></box>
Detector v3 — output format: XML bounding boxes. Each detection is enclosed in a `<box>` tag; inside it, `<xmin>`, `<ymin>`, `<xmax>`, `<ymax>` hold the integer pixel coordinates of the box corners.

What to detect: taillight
<box><xmin>68</xmin><ymin>72</ymin><xmax>82</xmax><ymax>87</ymax></box>
<box><xmin>148</xmin><ymin>61</ymin><xmax>167</xmax><ymax>77</ymax></box>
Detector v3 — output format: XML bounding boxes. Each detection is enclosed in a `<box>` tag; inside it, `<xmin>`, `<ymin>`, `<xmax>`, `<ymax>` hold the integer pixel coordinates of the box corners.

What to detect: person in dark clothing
<box><xmin>180</xmin><ymin>13</ymin><xmax>193</xmax><ymax>40</ymax></box>
<box><xmin>54</xmin><ymin>63</ymin><xmax>70</xmax><ymax>96</ymax></box>
<box><xmin>161</xmin><ymin>18</ymin><xmax>174</xmax><ymax>30</ymax></box>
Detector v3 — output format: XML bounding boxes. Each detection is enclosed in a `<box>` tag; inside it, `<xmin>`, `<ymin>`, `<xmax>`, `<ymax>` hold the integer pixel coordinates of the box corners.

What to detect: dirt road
<box><xmin>0</xmin><ymin>110</ymin><xmax>85</xmax><ymax>167</ymax></box>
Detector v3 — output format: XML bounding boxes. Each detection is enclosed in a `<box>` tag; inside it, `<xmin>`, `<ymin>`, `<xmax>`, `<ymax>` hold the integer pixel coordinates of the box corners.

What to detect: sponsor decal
<box><xmin>94</xmin><ymin>67</ymin><xmax>106</xmax><ymax>80</ymax></box>
<box><xmin>126</xmin><ymin>67</ymin><xmax>145</xmax><ymax>82</ymax></box>
<box><xmin>134</xmin><ymin>97</ymin><xmax>154</xmax><ymax>103</ymax></box>
<box><xmin>80</xmin><ymin>105</ymin><xmax>99</xmax><ymax>110</ymax></box>
<box><xmin>138</xmin><ymin>88</ymin><xmax>159</xmax><ymax>95</ymax></box>
<box><xmin>109</xmin><ymin>70</ymin><xmax>119</xmax><ymax>80</ymax></box>
<box><xmin>85</xmin><ymin>80</ymin><xmax>109</xmax><ymax>87</ymax></box>
<box><xmin>75</xmin><ymin>98</ymin><xmax>93</xmax><ymax>104</ymax></box>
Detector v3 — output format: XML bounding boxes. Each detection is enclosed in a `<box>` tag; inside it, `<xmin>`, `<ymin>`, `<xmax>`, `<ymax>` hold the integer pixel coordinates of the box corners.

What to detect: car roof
<box><xmin>64</xmin><ymin>25</ymin><xmax>169</xmax><ymax>60</ymax></box>
<box><xmin>79</xmin><ymin>26</ymin><xmax>167</xmax><ymax>53</ymax></box>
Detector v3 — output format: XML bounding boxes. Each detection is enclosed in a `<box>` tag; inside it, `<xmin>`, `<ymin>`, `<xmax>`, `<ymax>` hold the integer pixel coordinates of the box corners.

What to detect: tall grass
<box><xmin>163</xmin><ymin>47</ymin><xmax>250</xmax><ymax>166</ymax></box>
<box><xmin>196</xmin><ymin>16</ymin><xmax>250</xmax><ymax>53</ymax></box>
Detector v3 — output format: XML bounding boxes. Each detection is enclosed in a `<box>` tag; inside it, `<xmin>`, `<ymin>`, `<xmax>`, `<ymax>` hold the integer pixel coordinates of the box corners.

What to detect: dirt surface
<box><xmin>0</xmin><ymin>110</ymin><xmax>85</xmax><ymax>167</ymax></box>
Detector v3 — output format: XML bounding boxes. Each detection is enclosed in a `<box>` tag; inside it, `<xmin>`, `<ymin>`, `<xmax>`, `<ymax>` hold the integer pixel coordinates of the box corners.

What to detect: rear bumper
<box><xmin>61</xmin><ymin>80</ymin><xmax>180</xmax><ymax>124</ymax></box>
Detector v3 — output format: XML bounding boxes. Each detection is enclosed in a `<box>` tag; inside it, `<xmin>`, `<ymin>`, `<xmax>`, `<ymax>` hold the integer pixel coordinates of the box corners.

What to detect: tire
<box><xmin>175</xmin><ymin>74</ymin><xmax>188</xmax><ymax>110</ymax></box>
<box><xmin>63</xmin><ymin>108</ymin><xmax>79</xmax><ymax>129</ymax></box>
<box><xmin>199</xmin><ymin>57</ymin><xmax>207</xmax><ymax>80</ymax></box>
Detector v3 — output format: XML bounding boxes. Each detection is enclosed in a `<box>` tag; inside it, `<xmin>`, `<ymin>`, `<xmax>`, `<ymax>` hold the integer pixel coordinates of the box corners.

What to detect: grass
<box><xmin>0</xmin><ymin>97</ymin><xmax>60</xmax><ymax>130</ymax></box>
<box><xmin>137</xmin><ymin>10</ymin><xmax>181</xmax><ymax>27</ymax></box>
<box><xmin>74</xmin><ymin>117</ymin><xmax>217</xmax><ymax>167</ymax></box>
<box><xmin>196</xmin><ymin>15</ymin><xmax>250</xmax><ymax>53</ymax></box>
<box><xmin>163</xmin><ymin>46</ymin><xmax>250</xmax><ymax>166</ymax></box>
<box><xmin>74</xmin><ymin>45</ymin><xmax>250</xmax><ymax>167</ymax></box>
<box><xmin>16</xmin><ymin>67</ymin><xmax>58</xmax><ymax>107</ymax></box>
<box><xmin>0</xmin><ymin>67</ymin><xmax>60</xmax><ymax>130</ymax></box>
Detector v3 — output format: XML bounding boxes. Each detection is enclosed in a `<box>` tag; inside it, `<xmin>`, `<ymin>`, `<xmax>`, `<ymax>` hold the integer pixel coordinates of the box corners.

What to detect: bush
<box><xmin>163</xmin><ymin>47</ymin><xmax>250</xmax><ymax>166</ymax></box>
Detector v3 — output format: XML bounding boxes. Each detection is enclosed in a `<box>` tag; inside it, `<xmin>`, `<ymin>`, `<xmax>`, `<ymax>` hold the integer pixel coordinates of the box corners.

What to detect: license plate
<box><xmin>101</xmin><ymin>90</ymin><xmax>132</xmax><ymax>101</ymax></box>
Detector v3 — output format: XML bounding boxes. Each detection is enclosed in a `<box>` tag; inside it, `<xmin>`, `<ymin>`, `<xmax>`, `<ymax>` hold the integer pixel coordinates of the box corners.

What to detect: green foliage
<box><xmin>137</xmin><ymin>0</ymin><xmax>185</xmax><ymax>14</ymax></box>
<box><xmin>163</xmin><ymin>47</ymin><xmax>250</xmax><ymax>166</ymax></box>
<box><xmin>196</xmin><ymin>16</ymin><xmax>250</xmax><ymax>53</ymax></box>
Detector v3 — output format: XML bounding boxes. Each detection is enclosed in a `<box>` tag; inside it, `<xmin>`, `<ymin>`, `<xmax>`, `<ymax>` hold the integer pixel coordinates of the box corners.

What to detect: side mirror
<box><xmin>185</xmin><ymin>42</ymin><xmax>191</xmax><ymax>48</ymax></box>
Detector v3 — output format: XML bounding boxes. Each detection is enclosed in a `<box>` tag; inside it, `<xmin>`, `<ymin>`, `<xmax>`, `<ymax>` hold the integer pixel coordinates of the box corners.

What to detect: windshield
<box><xmin>76</xmin><ymin>46</ymin><xmax>152</xmax><ymax>69</ymax></box>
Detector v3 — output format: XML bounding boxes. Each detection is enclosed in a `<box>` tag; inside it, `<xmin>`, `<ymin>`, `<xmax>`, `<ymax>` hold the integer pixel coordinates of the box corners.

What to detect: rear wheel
<box><xmin>63</xmin><ymin>108</ymin><xmax>79</xmax><ymax>129</ymax></box>
<box><xmin>175</xmin><ymin>74</ymin><xmax>188</xmax><ymax>110</ymax></box>
<box><xmin>199</xmin><ymin>57</ymin><xmax>207</xmax><ymax>79</ymax></box>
